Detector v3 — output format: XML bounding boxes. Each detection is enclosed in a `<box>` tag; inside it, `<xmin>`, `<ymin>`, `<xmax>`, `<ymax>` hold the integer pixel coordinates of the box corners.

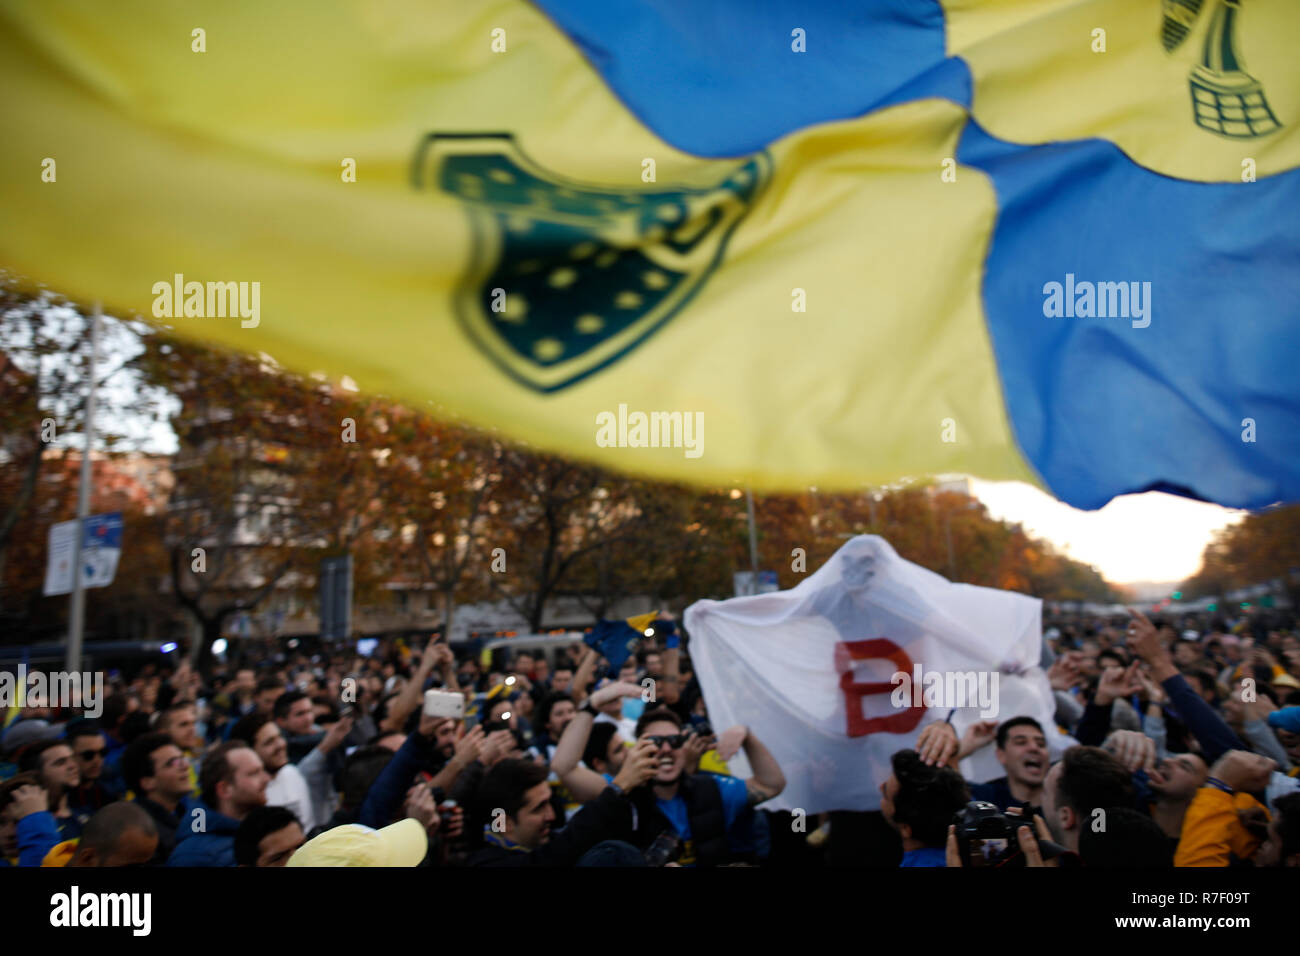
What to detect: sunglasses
<box><xmin>646</xmin><ymin>734</ymin><xmax>689</xmax><ymax>750</ymax></box>
<box><xmin>77</xmin><ymin>748</ymin><xmax>107</xmax><ymax>761</ymax></box>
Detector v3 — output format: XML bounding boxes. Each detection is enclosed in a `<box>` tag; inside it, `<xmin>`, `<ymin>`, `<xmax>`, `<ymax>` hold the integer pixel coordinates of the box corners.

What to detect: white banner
<box><xmin>684</xmin><ymin>535</ymin><xmax>1074</xmax><ymax>814</ymax></box>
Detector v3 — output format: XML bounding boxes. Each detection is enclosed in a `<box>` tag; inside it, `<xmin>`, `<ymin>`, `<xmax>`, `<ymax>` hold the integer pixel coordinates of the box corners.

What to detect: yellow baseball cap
<box><xmin>287</xmin><ymin>819</ymin><xmax>428</xmax><ymax>867</ymax></box>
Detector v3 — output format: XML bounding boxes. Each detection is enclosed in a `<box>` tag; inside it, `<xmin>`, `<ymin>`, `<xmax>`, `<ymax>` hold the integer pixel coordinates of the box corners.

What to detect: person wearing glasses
<box><xmin>122</xmin><ymin>732</ymin><xmax>198</xmax><ymax>864</ymax></box>
<box><xmin>67</xmin><ymin>720</ymin><xmax>123</xmax><ymax>817</ymax></box>
<box><xmin>554</xmin><ymin>683</ymin><xmax>786</xmax><ymax>866</ymax></box>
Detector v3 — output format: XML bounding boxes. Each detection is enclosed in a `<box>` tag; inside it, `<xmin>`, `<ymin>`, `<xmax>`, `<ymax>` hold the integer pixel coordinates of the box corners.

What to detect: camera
<box><xmin>643</xmin><ymin>831</ymin><xmax>681</xmax><ymax>867</ymax></box>
<box><xmin>952</xmin><ymin>801</ymin><xmax>1065</xmax><ymax>868</ymax></box>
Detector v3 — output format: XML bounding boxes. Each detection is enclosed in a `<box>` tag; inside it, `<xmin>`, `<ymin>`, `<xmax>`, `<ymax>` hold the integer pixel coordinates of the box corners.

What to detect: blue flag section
<box><xmin>957</xmin><ymin>122</ymin><xmax>1300</xmax><ymax>510</ymax></box>
<box><xmin>585</xmin><ymin>618</ymin><xmax>644</xmax><ymax>673</ymax></box>
<box><xmin>534</xmin><ymin>0</ymin><xmax>1300</xmax><ymax>511</ymax></box>
<box><xmin>531</xmin><ymin>0</ymin><xmax>954</xmax><ymax>156</ymax></box>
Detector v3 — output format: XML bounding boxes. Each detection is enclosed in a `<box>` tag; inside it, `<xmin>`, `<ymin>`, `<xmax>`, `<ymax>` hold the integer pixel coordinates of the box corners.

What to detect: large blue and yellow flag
<box><xmin>0</xmin><ymin>1</ymin><xmax>1296</xmax><ymax>510</ymax></box>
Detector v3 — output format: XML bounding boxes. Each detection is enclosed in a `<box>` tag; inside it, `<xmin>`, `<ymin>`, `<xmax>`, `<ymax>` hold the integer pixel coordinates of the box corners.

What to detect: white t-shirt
<box><xmin>266</xmin><ymin>762</ymin><xmax>316</xmax><ymax>833</ymax></box>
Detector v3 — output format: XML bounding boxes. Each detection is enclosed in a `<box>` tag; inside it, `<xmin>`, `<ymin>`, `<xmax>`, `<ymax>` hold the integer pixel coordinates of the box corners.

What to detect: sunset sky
<box><xmin>968</xmin><ymin>478</ymin><xmax>1244</xmax><ymax>587</ymax></box>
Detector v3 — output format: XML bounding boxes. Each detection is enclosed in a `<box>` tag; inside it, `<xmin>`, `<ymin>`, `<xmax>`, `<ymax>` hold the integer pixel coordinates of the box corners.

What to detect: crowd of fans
<box><xmin>1</xmin><ymin>605</ymin><xmax>1298</xmax><ymax>868</ymax></box>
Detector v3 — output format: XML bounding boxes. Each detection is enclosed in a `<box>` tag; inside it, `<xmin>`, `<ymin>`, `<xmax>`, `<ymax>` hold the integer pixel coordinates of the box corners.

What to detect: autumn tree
<box><xmin>133</xmin><ymin>333</ymin><xmax>407</xmax><ymax>666</ymax></box>
<box><xmin>1184</xmin><ymin>506</ymin><xmax>1300</xmax><ymax>607</ymax></box>
<box><xmin>485</xmin><ymin>450</ymin><xmax>668</xmax><ymax>630</ymax></box>
<box><xmin>0</xmin><ymin>282</ymin><xmax>156</xmax><ymax>601</ymax></box>
<box><xmin>386</xmin><ymin>416</ymin><xmax>503</xmax><ymax>637</ymax></box>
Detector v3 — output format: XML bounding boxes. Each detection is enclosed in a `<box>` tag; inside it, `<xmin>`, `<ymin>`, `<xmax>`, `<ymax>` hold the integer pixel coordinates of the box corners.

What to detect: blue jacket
<box><xmin>16</xmin><ymin>811</ymin><xmax>62</xmax><ymax>867</ymax></box>
<box><xmin>358</xmin><ymin>733</ymin><xmax>441</xmax><ymax>830</ymax></box>
<box><xmin>166</xmin><ymin>802</ymin><xmax>241</xmax><ymax>867</ymax></box>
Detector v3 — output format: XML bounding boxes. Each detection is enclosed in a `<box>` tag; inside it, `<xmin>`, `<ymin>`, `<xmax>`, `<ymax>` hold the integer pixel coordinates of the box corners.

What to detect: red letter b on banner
<box><xmin>835</xmin><ymin>639</ymin><xmax>925</xmax><ymax>737</ymax></box>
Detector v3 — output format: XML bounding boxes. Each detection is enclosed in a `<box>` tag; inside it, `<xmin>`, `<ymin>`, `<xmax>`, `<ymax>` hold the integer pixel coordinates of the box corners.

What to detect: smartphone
<box><xmin>643</xmin><ymin>831</ymin><xmax>681</xmax><ymax>867</ymax></box>
<box><xmin>423</xmin><ymin>688</ymin><xmax>465</xmax><ymax>720</ymax></box>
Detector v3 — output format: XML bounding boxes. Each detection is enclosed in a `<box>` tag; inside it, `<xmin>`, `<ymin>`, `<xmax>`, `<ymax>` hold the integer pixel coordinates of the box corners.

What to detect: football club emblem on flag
<box><xmin>1162</xmin><ymin>0</ymin><xmax>1282</xmax><ymax>139</ymax></box>
<box><xmin>412</xmin><ymin>133</ymin><xmax>770</xmax><ymax>392</ymax></box>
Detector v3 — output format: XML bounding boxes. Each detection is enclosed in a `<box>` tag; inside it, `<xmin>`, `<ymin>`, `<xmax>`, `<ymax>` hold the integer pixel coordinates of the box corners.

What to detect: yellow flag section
<box><xmin>0</xmin><ymin>0</ymin><xmax>1039</xmax><ymax>492</ymax></box>
<box><xmin>946</xmin><ymin>0</ymin><xmax>1300</xmax><ymax>181</ymax></box>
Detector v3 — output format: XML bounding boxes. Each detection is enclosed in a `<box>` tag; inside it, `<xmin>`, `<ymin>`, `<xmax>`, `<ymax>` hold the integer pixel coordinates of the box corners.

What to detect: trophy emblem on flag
<box><xmin>1161</xmin><ymin>0</ymin><xmax>1281</xmax><ymax>138</ymax></box>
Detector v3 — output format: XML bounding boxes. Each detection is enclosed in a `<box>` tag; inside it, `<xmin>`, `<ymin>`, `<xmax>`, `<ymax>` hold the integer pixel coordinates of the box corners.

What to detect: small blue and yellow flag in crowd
<box><xmin>0</xmin><ymin>1</ymin><xmax>1296</xmax><ymax>509</ymax></box>
<box><xmin>585</xmin><ymin>612</ymin><xmax>661</xmax><ymax>673</ymax></box>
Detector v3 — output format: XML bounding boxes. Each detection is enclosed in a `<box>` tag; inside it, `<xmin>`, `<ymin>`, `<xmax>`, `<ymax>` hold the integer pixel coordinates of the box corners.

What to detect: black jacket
<box><xmin>132</xmin><ymin>796</ymin><xmax>183</xmax><ymax>865</ymax></box>
<box><xmin>968</xmin><ymin>777</ymin><xmax>1041</xmax><ymax>819</ymax></box>
<box><xmin>629</xmin><ymin>773</ymin><xmax>730</xmax><ymax>867</ymax></box>
<box><xmin>467</xmin><ymin>785</ymin><xmax>633</xmax><ymax>867</ymax></box>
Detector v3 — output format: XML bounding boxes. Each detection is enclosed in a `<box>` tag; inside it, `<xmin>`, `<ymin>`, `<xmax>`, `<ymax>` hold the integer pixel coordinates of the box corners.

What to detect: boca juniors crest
<box><xmin>1161</xmin><ymin>0</ymin><xmax>1282</xmax><ymax>138</ymax></box>
<box><xmin>412</xmin><ymin>133</ymin><xmax>769</xmax><ymax>392</ymax></box>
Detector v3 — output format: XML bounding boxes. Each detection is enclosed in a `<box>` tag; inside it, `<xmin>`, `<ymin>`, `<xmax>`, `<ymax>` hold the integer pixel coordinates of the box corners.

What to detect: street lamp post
<box><xmin>945</xmin><ymin>515</ymin><xmax>954</xmax><ymax>578</ymax></box>
<box><xmin>66</xmin><ymin>303</ymin><xmax>102</xmax><ymax>672</ymax></box>
<box><xmin>745</xmin><ymin>487</ymin><xmax>759</xmax><ymax>580</ymax></box>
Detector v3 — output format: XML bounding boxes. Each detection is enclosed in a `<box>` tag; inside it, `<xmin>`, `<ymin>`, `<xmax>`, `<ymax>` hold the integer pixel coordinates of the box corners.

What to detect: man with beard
<box><xmin>231</xmin><ymin>713</ymin><xmax>315</xmax><ymax>833</ymax></box>
<box><xmin>424</xmin><ymin>717</ymin><xmax>486</xmax><ymax>794</ymax></box>
<box><xmin>1145</xmin><ymin>751</ymin><xmax>1209</xmax><ymax>843</ymax></box>
<box><xmin>631</xmin><ymin>707</ymin><xmax>785</xmax><ymax>867</ymax></box>
<box><xmin>964</xmin><ymin>717</ymin><xmax>1050</xmax><ymax>816</ymax></box>
<box><xmin>19</xmin><ymin>739</ymin><xmax>83</xmax><ymax>842</ymax></box>
<box><xmin>168</xmin><ymin>742</ymin><xmax>270</xmax><ymax>866</ymax></box>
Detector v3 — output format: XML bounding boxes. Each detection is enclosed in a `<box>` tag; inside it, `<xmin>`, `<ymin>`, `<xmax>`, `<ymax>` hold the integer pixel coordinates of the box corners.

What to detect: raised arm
<box><xmin>379</xmin><ymin>637</ymin><xmax>440</xmax><ymax>735</ymax></box>
<box><xmin>1076</xmin><ymin>661</ymin><xmax>1144</xmax><ymax>746</ymax></box>
<box><xmin>551</xmin><ymin>708</ymin><xmax>595</xmax><ymax>777</ymax></box>
<box><xmin>571</xmin><ymin>645</ymin><xmax>599</xmax><ymax>706</ymax></box>
<box><xmin>552</xmin><ymin>680</ymin><xmax>642</xmax><ymax>803</ymax></box>
<box><xmin>1128</xmin><ymin>610</ymin><xmax>1245</xmax><ymax>764</ymax></box>
<box><xmin>716</xmin><ymin>725</ymin><xmax>786</xmax><ymax>804</ymax></box>
<box><xmin>428</xmin><ymin>722</ymin><xmax>485</xmax><ymax>794</ymax></box>
<box><xmin>299</xmin><ymin>714</ymin><xmax>354</xmax><ymax>810</ymax></box>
